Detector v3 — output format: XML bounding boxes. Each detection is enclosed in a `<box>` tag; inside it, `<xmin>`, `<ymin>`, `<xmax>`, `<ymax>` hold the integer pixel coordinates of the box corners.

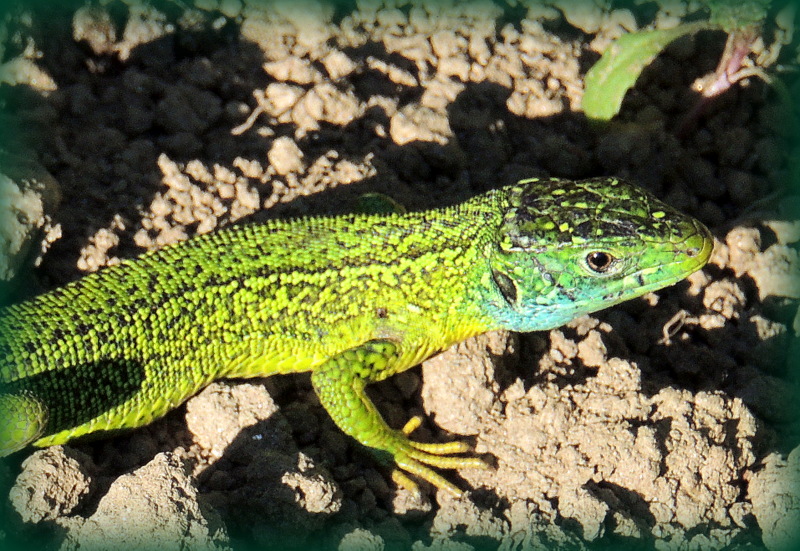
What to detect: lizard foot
<box><xmin>386</xmin><ymin>415</ymin><xmax>489</xmax><ymax>497</ymax></box>
<box><xmin>311</xmin><ymin>340</ymin><xmax>489</xmax><ymax>497</ymax></box>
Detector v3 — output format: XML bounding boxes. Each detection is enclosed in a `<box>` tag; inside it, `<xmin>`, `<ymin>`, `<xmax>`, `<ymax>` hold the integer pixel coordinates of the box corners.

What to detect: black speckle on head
<box><xmin>609</xmin><ymin>219</ymin><xmax>639</xmax><ymax>238</ymax></box>
<box><xmin>503</xmin><ymin>177</ymin><xmax>676</xmax><ymax>249</ymax></box>
<box><xmin>574</xmin><ymin>220</ymin><xmax>593</xmax><ymax>239</ymax></box>
<box><xmin>376</xmin><ymin>307</ymin><xmax>388</xmax><ymax>319</ymax></box>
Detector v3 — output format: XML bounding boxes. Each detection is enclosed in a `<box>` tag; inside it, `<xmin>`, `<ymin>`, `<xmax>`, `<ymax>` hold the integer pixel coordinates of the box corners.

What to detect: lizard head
<box><xmin>484</xmin><ymin>177</ymin><xmax>713</xmax><ymax>332</ymax></box>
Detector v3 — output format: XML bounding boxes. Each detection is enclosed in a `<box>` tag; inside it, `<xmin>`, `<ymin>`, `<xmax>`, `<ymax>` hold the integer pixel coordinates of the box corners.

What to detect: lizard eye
<box><xmin>586</xmin><ymin>251</ymin><xmax>615</xmax><ymax>273</ymax></box>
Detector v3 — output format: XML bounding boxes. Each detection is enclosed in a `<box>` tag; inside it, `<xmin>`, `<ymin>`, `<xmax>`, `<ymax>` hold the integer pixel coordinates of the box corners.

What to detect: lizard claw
<box><xmin>400</xmin><ymin>415</ymin><xmax>424</xmax><ymax>436</ymax></box>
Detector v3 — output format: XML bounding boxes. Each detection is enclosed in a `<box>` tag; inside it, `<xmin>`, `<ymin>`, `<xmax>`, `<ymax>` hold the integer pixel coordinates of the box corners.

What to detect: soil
<box><xmin>0</xmin><ymin>1</ymin><xmax>798</xmax><ymax>550</ymax></box>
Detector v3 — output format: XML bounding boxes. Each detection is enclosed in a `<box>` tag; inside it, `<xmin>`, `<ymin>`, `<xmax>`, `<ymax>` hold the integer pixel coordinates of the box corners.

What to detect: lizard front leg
<box><xmin>310</xmin><ymin>340</ymin><xmax>487</xmax><ymax>496</ymax></box>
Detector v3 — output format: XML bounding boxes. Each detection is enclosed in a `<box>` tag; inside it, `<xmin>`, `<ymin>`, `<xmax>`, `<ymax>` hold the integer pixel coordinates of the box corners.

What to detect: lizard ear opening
<box><xmin>491</xmin><ymin>268</ymin><xmax>518</xmax><ymax>306</ymax></box>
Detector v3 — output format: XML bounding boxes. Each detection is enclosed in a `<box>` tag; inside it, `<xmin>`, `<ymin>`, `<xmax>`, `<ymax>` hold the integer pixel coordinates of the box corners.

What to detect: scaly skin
<box><xmin>0</xmin><ymin>177</ymin><xmax>713</xmax><ymax>495</ymax></box>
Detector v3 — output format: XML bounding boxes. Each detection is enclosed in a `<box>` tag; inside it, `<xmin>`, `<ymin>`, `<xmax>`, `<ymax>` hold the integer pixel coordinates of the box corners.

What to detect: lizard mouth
<box><xmin>676</xmin><ymin>218</ymin><xmax>714</xmax><ymax>271</ymax></box>
<box><xmin>628</xmin><ymin>218</ymin><xmax>714</xmax><ymax>296</ymax></box>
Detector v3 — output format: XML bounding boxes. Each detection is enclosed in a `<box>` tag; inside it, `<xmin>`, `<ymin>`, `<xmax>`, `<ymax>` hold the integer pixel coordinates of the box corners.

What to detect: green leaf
<box><xmin>582</xmin><ymin>22</ymin><xmax>713</xmax><ymax>121</ymax></box>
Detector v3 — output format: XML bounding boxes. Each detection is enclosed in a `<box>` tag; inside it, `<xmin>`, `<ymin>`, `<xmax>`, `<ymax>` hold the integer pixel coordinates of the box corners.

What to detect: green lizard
<box><xmin>0</xmin><ymin>177</ymin><xmax>713</xmax><ymax>495</ymax></box>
